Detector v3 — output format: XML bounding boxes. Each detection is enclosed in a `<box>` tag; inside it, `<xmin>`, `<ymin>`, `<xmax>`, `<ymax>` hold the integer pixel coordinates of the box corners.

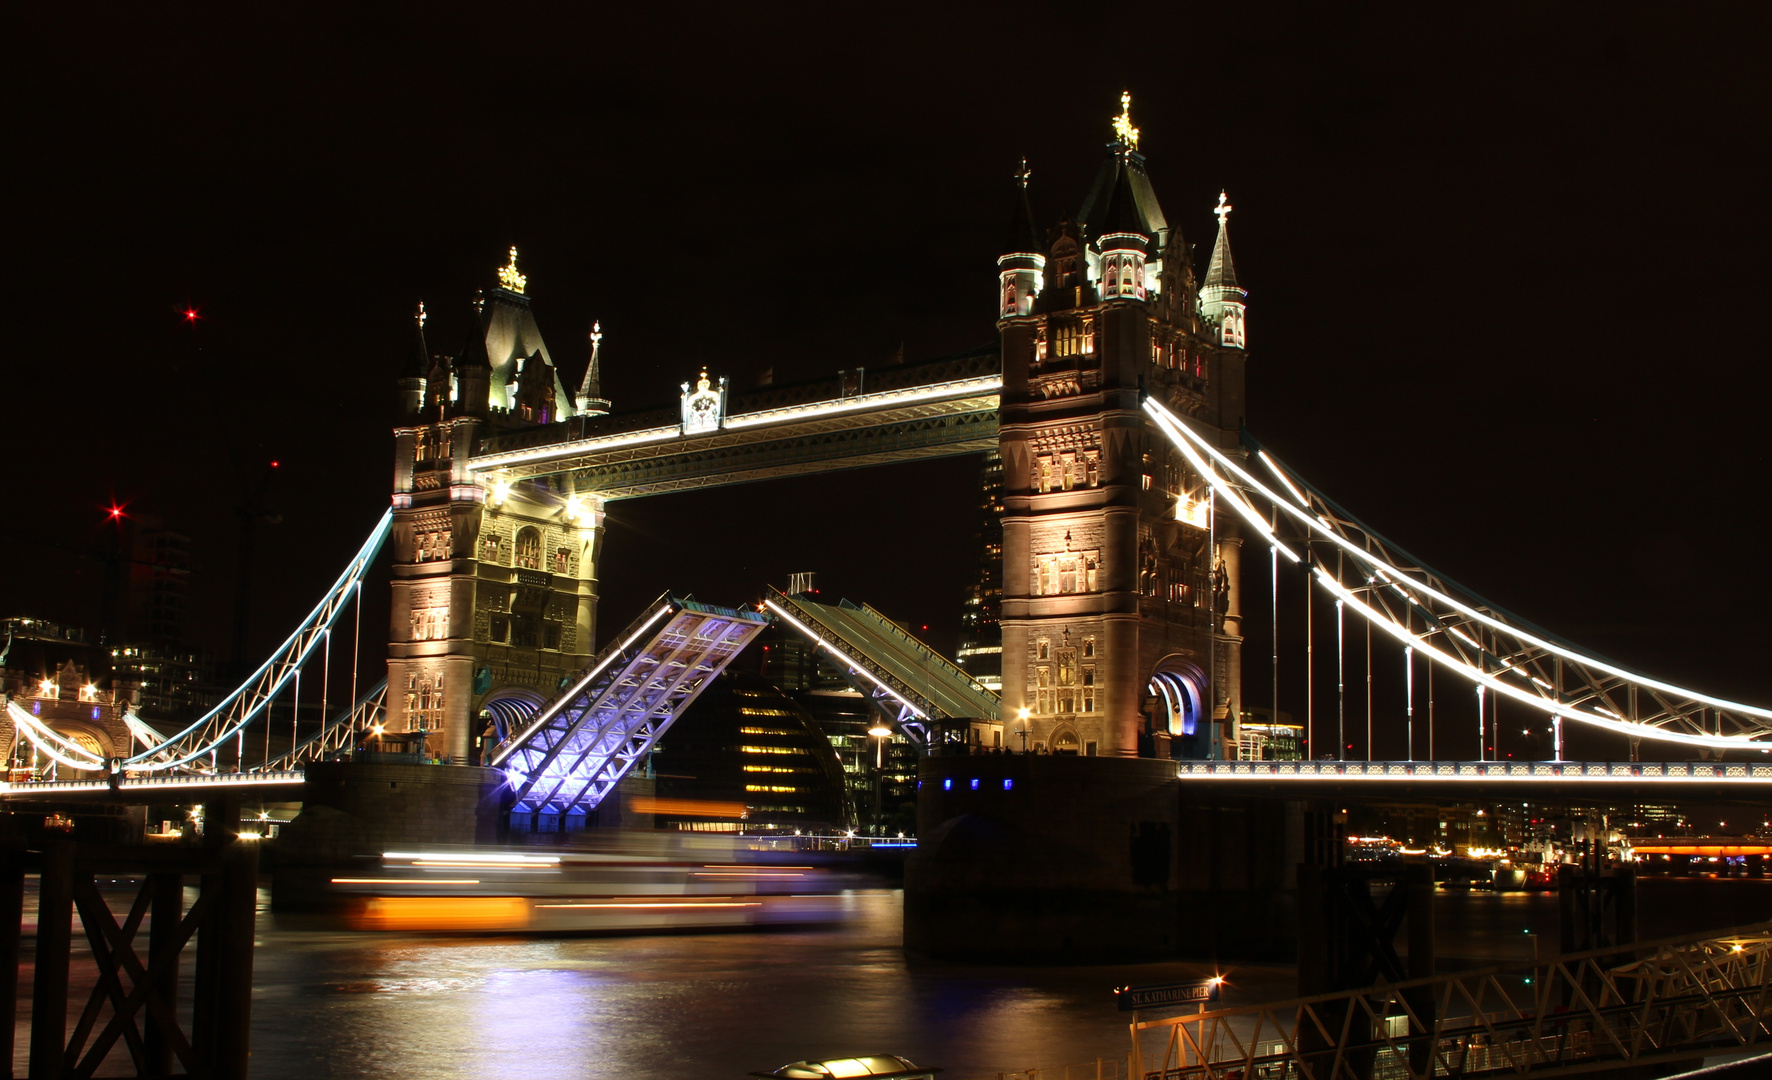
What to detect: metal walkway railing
<box><xmin>1134</xmin><ymin>921</ymin><xmax>1772</xmax><ymax>1079</ymax></box>
<box><xmin>489</xmin><ymin>594</ymin><xmax>768</xmax><ymax>824</ymax></box>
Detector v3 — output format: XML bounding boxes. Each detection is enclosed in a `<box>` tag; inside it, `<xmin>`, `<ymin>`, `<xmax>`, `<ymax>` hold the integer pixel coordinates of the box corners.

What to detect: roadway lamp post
<box><xmin>1016</xmin><ymin>706</ymin><xmax>1031</xmax><ymax>753</ymax></box>
<box><xmin>868</xmin><ymin>724</ymin><xmax>891</xmax><ymax>835</ymax></box>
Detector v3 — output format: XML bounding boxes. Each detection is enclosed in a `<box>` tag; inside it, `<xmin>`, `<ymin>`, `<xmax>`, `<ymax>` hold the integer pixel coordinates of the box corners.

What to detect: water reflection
<box><xmin>21</xmin><ymin>878</ymin><xmax>1771</xmax><ymax>1078</ymax></box>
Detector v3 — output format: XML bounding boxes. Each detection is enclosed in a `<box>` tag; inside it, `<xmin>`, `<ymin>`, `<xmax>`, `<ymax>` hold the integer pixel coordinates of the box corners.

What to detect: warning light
<box><xmin>183</xmin><ymin>308</ymin><xmax>200</xmax><ymax>322</ymax></box>
<box><xmin>270</xmin><ymin>460</ymin><xmax>280</xmax><ymax>468</ymax></box>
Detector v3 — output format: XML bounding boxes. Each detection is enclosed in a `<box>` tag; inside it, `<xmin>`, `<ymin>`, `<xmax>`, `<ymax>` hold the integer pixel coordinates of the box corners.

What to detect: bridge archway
<box><xmin>479</xmin><ymin>691</ymin><xmax>543</xmax><ymax>745</ymax></box>
<box><xmin>1148</xmin><ymin>661</ymin><xmax>1206</xmax><ymax>739</ymax></box>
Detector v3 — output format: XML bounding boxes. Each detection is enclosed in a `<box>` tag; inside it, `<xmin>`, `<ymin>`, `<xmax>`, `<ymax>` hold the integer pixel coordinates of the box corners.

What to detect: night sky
<box><xmin>9</xmin><ymin>7</ymin><xmax>1770</xmax><ymax>761</ymax></box>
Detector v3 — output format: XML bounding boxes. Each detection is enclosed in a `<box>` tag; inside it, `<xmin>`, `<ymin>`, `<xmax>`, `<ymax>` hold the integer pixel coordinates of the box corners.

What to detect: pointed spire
<box><xmin>457</xmin><ymin>293</ymin><xmax>491</xmax><ymax>371</ymax></box>
<box><xmin>576</xmin><ymin>321</ymin><xmax>611</xmax><ymax>417</ymax></box>
<box><xmin>1203</xmin><ymin>191</ymin><xmax>1238</xmax><ymax>290</ymax></box>
<box><xmin>1199</xmin><ymin>191</ymin><xmax>1247</xmax><ymax>348</ymax></box>
<box><xmin>405</xmin><ymin>300</ymin><xmax>430</xmax><ymax>377</ymax></box>
<box><xmin>1004</xmin><ymin>158</ymin><xmax>1042</xmax><ymax>255</ymax></box>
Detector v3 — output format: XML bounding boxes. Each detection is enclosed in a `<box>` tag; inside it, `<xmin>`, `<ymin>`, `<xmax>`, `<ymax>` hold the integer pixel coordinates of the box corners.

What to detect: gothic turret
<box><xmin>997</xmin><ymin>160</ymin><xmax>1046</xmax><ymax>320</ymax></box>
<box><xmin>1198</xmin><ymin>191</ymin><xmax>1247</xmax><ymax>349</ymax></box>
<box><xmin>1078</xmin><ymin>94</ymin><xmax>1168</xmax><ymax>305</ymax></box>
<box><xmin>398</xmin><ymin>300</ymin><xmax>429</xmax><ymax>416</ymax></box>
<box><xmin>454</xmin><ymin>291</ymin><xmax>491</xmax><ymax>417</ymax></box>
<box><xmin>576</xmin><ymin>321</ymin><xmax>611</xmax><ymax>416</ymax></box>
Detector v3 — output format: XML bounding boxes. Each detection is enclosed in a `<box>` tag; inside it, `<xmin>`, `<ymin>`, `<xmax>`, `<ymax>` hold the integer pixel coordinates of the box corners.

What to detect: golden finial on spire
<box><xmin>497</xmin><ymin>245</ymin><xmax>527</xmax><ymax>293</ymax></box>
<box><xmin>1214</xmin><ymin>190</ymin><xmax>1233</xmax><ymax>225</ymax></box>
<box><xmin>1014</xmin><ymin>157</ymin><xmax>1032</xmax><ymax>189</ymax></box>
<box><xmin>414</xmin><ymin>300</ymin><xmax>426</xmax><ymax>327</ymax></box>
<box><xmin>1112</xmin><ymin>91</ymin><xmax>1140</xmax><ymax>152</ymax></box>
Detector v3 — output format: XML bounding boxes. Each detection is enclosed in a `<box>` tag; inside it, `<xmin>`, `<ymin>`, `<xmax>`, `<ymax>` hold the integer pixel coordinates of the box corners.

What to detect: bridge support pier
<box><xmin>908</xmin><ymin>755</ymin><xmax>1316</xmax><ymax>961</ymax></box>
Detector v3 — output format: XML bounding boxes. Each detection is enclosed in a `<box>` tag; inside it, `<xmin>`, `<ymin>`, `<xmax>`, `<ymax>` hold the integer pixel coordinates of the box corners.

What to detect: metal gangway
<box><xmin>488</xmin><ymin>594</ymin><xmax>769</xmax><ymax>829</ymax></box>
<box><xmin>1134</xmin><ymin>922</ymin><xmax>1772</xmax><ymax>1079</ymax></box>
<box><xmin>763</xmin><ymin>585</ymin><xmax>1000</xmax><ymax>746</ymax></box>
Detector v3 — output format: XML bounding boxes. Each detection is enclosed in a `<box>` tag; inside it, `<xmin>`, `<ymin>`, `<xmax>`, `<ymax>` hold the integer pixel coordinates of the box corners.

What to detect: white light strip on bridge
<box><xmin>1311</xmin><ymin>565</ymin><xmax>1752</xmax><ymax>750</ymax></box>
<box><xmin>721</xmin><ymin>375</ymin><xmax>1002</xmax><ymax>431</ymax></box>
<box><xmin>467</xmin><ymin>424</ymin><xmax>682</xmax><ymax>471</ymax></box>
<box><xmin>1258</xmin><ymin>450</ymin><xmax>1310</xmax><ymax>508</ymax></box>
<box><xmin>488</xmin><ymin>602</ymin><xmax>677</xmax><ymax>769</ymax></box>
<box><xmin>467</xmin><ymin>376</ymin><xmax>1002</xmax><ymax>473</ymax></box>
<box><xmin>1145</xmin><ymin>407</ymin><xmax>1298</xmax><ymax>562</ymax></box>
<box><xmin>763</xmin><ymin>600</ymin><xmax>930</xmax><ymax>721</ymax></box>
<box><xmin>6</xmin><ymin>703</ymin><xmax>107</xmax><ymax>770</ymax></box>
<box><xmin>1144</xmin><ymin>399</ymin><xmax>1772</xmax><ymax>727</ymax></box>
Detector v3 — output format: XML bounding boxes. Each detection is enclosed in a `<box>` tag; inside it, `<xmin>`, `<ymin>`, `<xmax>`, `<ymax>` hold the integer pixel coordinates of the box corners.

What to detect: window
<box><xmin>1052</xmin><ymin>320</ymin><xmax>1083</xmax><ymax>357</ymax></box>
<box><xmin>1037</xmin><ymin>689</ymin><xmax>1051</xmax><ymax>714</ymax></box>
<box><xmin>515</xmin><ymin>528</ymin><xmax>542</xmax><ymax>570</ymax></box>
<box><xmin>489</xmin><ymin>615</ymin><xmax>509</xmax><ymax>644</ymax></box>
<box><xmin>1082</xmin><ymin>666</ymin><xmax>1095</xmax><ymax>686</ymax></box>
<box><xmin>512</xmin><ymin>616</ymin><xmax>537</xmax><ymax>648</ymax></box>
<box><xmin>1003</xmin><ymin>279</ymin><xmax>1017</xmax><ymax>317</ymax></box>
<box><xmin>415</xmin><ymin>529</ymin><xmax>451</xmax><ymax>562</ymax></box>
<box><xmin>411</xmin><ymin>606</ymin><xmax>448</xmax><ymax>642</ymax></box>
<box><xmin>553</xmin><ymin>548</ymin><xmax>570</xmax><ymax>574</ymax></box>
<box><xmin>414</xmin><ymin>429</ymin><xmax>430</xmax><ymax>463</ymax></box>
<box><xmin>1037</xmin><ymin>639</ymin><xmax>1050</xmax><ymax>660</ymax></box>
<box><xmin>1082</xmin><ymin>637</ymin><xmax>1095</xmax><ymax>658</ymax></box>
<box><xmin>1082</xmin><ymin>688</ymin><xmax>1095</xmax><ymax>713</ymax></box>
<box><xmin>1086</xmin><ymin>454</ymin><xmax>1100</xmax><ymax>487</ymax></box>
<box><xmin>1059</xmin><ymin>558</ymin><xmax>1077</xmax><ymax>594</ymax></box>
<box><xmin>406</xmin><ymin>672</ymin><xmax>445</xmax><ymax>731</ymax></box>
<box><xmin>1037</xmin><ymin>456</ymin><xmax>1053</xmax><ymax>493</ymax></box>
<box><xmin>1059</xmin><ymin>689</ymin><xmax>1074</xmax><ymax>714</ymax></box>
<box><xmin>481</xmin><ymin>535</ymin><xmax>503</xmax><ymax>563</ymax></box>
<box><xmin>1057</xmin><ymin>654</ymin><xmax>1075</xmax><ymax>686</ymax></box>
<box><xmin>1059</xmin><ymin>452</ymin><xmax>1076</xmax><ymax>490</ymax></box>
<box><xmin>542</xmin><ymin>623</ymin><xmax>561</xmax><ymax>650</ymax></box>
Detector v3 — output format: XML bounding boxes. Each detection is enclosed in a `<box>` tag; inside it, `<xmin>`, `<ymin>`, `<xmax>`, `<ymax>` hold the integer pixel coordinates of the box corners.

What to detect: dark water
<box><xmin>18</xmin><ymin>878</ymin><xmax>1772</xmax><ymax>1079</ymax></box>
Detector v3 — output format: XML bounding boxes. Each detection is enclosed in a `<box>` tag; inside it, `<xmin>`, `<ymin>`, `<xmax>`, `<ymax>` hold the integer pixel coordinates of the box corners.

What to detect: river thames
<box><xmin>19</xmin><ymin>877</ymin><xmax>1772</xmax><ymax>1078</ymax></box>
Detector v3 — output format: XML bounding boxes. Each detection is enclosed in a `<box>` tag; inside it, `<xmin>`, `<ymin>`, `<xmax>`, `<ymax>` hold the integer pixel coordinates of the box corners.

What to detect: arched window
<box><xmin>1003</xmin><ymin>280</ymin><xmax>1017</xmax><ymax>317</ymax></box>
<box><xmin>515</xmin><ymin>527</ymin><xmax>542</xmax><ymax>570</ymax></box>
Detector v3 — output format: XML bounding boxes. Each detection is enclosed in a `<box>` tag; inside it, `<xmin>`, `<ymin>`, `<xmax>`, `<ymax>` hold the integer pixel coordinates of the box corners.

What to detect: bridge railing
<box><xmin>1173</xmin><ymin>759</ymin><xmax>1772</xmax><ymax>783</ymax></box>
<box><xmin>1133</xmin><ymin>920</ymin><xmax>1772</xmax><ymax>1079</ymax></box>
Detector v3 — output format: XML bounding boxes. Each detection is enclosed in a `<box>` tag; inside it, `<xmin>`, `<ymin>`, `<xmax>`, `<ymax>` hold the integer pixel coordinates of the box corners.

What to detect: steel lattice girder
<box><xmin>495</xmin><ymin>597</ymin><xmax>769</xmax><ymax>815</ymax></box>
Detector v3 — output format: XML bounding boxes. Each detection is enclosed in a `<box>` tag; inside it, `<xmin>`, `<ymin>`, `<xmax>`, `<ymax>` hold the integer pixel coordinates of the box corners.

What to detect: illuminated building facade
<box><xmin>650</xmin><ymin>670</ymin><xmax>853</xmax><ymax>833</ymax></box>
<box><xmin>955</xmin><ymin>450</ymin><xmax>1005</xmax><ymax>692</ymax></box>
<box><xmin>1</xmin><ymin>618</ymin><xmax>136</xmax><ymax>771</ymax></box>
<box><xmin>997</xmin><ymin>94</ymin><xmax>1248</xmax><ymax>757</ymax></box>
<box><xmin>757</xmin><ymin>623</ymin><xmax>917</xmax><ymax>833</ymax></box>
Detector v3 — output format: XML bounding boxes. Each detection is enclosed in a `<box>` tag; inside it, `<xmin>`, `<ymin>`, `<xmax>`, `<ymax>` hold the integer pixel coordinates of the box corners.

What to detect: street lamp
<box><xmin>1016</xmin><ymin>706</ymin><xmax>1031</xmax><ymax>753</ymax></box>
<box><xmin>867</xmin><ymin>724</ymin><xmax>892</xmax><ymax>836</ymax></box>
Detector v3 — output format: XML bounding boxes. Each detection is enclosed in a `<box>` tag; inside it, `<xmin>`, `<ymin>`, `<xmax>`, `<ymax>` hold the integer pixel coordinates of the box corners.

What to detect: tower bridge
<box><xmin>6</xmin><ymin>97</ymin><xmax>1769</xmax><ymax>902</ymax></box>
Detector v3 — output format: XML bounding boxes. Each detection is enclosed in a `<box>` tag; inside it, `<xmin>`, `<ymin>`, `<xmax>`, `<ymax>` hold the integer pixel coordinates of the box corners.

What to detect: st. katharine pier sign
<box><xmin>387</xmin><ymin>93</ymin><xmax>1251</xmax><ymax>766</ymax></box>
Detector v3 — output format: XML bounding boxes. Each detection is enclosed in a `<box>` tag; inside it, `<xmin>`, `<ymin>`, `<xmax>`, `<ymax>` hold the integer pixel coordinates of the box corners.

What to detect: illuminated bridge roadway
<box><xmin>1167</xmin><ymin>758</ymin><xmax>1772</xmax><ymax>802</ymax></box>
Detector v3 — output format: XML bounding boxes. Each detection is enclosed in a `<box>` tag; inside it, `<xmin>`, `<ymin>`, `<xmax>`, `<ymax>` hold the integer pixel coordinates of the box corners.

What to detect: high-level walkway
<box><xmin>764</xmin><ymin>586</ymin><xmax>1000</xmax><ymax>743</ymax></box>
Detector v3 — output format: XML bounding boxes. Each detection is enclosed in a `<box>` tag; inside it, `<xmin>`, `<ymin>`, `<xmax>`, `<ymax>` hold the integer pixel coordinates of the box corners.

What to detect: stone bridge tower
<box><xmin>388</xmin><ymin>250</ymin><xmax>604</xmax><ymax>764</ymax></box>
<box><xmin>997</xmin><ymin>95</ymin><xmax>1248</xmax><ymax>759</ymax></box>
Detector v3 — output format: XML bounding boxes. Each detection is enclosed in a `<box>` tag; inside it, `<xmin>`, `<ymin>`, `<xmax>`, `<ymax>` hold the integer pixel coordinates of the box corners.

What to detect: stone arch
<box><xmin>1148</xmin><ymin>657</ymin><xmax>1207</xmax><ymax>738</ymax></box>
<box><xmin>1050</xmin><ymin>726</ymin><xmax>1080</xmax><ymax>755</ymax></box>
<box><xmin>478</xmin><ymin>688</ymin><xmax>546</xmax><ymax>745</ymax></box>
